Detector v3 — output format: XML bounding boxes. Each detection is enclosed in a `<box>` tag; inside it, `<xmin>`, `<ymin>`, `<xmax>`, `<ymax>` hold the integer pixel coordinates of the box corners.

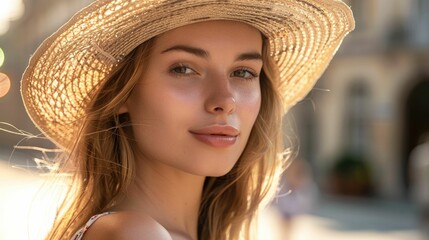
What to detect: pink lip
<box><xmin>189</xmin><ymin>125</ymin><xmax>240</xmax><ymax>148</ymax></box>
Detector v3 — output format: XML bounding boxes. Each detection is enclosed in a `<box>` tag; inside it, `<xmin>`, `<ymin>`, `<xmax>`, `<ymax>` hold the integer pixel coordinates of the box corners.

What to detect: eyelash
<box><xmin>169</xmin><ymin>64</ymin><xmax>259</xmax><ymax>80</ymax></box>
<box><xmin>231</xmin><ymin>68</ymin><xmax>258</xmax><ymax>80</ymax></box>
<box><xmin>169</xmin><ymin>64</ymin><xmax>196</xmax><ymax>76</ymax></box>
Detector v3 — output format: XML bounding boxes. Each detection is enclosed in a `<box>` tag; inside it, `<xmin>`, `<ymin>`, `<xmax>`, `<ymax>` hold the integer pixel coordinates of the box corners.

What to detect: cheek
<box><xmin>238</xmin><ymin>85</ymin><xmax>262</xmax><ymax>121</ymax></box>
<box><xmin>126</xmin><ymin>81</ymin><xmax>199</xmax><ymax>146</ymax></box>
<box><xmin>235</xmin><ymin>88</ymin><xmax>261</xmax><ymax>140</ymax></box>
<box><xmin>126</xmin><ymin>87</ymin><xmax>187</xmax><ymax>158</ymax></box>
<box><xmin>131</xmin><ymin>79</ymin><xmax>197</xmax><ymax>113</ymax></box>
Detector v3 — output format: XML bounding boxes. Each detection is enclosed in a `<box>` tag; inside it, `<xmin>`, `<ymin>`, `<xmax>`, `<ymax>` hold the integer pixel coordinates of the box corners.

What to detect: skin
<box><xmin>84</xmin><ymin>20</ymin><xmax>263</xmax><ymax>240</ymax></box>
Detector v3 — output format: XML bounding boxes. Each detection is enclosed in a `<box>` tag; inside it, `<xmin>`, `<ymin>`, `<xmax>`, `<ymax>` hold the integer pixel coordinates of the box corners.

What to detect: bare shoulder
<box><xmin>83</xmin><ymin>211</ymin><xmax>172</xmax><ymax>240</ymax></box>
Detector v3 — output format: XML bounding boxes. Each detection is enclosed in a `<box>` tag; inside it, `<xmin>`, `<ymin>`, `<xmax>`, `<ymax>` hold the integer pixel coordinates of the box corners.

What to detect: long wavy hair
<box><xmin>46</xmin><ymin>34</ymin><xmax>287</xmax><ymax>240</ymax></box>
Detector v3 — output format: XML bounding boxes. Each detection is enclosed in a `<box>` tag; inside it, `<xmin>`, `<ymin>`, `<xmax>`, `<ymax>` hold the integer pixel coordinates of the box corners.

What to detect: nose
<box><xmin>204</xmin><ymin>76</ymin><xmax>236</xmax><ymax>115</ymax></box>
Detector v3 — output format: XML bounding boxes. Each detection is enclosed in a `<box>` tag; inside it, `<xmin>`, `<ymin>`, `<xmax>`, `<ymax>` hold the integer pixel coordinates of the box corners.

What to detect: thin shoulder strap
<box><xmin>71</xmin><ymin>212</ymin><xmax>114</xmax><ymax>240</ymax></box>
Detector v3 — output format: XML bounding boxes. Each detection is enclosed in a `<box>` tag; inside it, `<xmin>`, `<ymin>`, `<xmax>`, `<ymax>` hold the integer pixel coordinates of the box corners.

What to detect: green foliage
<box><xmin>329</xmin><ymin>152</ymin><xmax>374</xmax><ymax>197</ymax></box>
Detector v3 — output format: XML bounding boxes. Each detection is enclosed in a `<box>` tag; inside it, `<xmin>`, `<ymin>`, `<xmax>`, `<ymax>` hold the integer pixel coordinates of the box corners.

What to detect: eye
<box><xmin>170</xmin><ymin>64</ymin><xmax>195</xmax><ymax>75</ymax></box>
<box><xmin>231</xmin><ymin>68</ymin><xmax>258</xmax><ymax>80</ymax></box>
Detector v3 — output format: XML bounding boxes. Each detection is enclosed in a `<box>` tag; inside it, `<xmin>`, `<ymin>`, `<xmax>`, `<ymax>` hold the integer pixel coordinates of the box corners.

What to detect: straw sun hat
<box><xmin>21</xmin><ymin>0</ymin><xmax>354</xmax><ymax>149</ymax></box>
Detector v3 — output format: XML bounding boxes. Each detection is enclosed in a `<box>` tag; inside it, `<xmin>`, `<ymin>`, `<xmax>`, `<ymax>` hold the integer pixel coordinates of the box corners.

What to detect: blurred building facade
<box><xmin>292</xmin><ymin>0</ymin><xmax>429</xmax><ymax>199</ymax></box>
<box><xmin>0</xmin><ymin>0</ymin><xmax>428</xmax><ymax>200</ymax></box>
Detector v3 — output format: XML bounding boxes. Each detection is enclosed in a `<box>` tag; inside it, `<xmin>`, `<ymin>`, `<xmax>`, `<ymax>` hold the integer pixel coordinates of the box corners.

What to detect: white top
<box><xmin>71</xmin><ymin>212</ymin><xmax>114</xmax><ymax>240</ymax></box>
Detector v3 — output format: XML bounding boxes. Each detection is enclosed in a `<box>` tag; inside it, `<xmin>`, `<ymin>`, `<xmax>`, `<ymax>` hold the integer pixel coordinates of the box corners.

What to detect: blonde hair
<box><xmin>46</xmin><ymin>36</ymin><xmax>287</xmax><ymax>240</ymax></box>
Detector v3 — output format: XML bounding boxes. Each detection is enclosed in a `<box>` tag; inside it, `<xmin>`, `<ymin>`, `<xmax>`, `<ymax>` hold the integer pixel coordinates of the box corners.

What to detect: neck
<box><xmin>117</xmin><ymin>158</ymin><xmax>205</xmax><ymax>240</ymax></box>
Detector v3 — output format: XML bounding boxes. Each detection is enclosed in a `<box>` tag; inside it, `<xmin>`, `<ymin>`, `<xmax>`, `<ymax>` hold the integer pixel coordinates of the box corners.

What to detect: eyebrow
<box><xmin>161</xmin><ymin>45</ymin><xmax>262</xmax><ymax>62</ymax></box>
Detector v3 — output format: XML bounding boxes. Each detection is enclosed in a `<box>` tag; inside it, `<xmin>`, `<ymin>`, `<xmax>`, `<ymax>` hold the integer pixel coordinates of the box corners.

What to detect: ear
<box><xmin>118</xmin><ymin>103</ymin><xmax>128</xmax><ymax>114</ymax></box>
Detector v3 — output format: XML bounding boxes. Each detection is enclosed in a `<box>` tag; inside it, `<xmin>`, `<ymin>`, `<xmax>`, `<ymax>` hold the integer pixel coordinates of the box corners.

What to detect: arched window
<box><xmin>344</xmin><ymin>81</ymin><xmax>371</xmax><ymax>156</ymax></box>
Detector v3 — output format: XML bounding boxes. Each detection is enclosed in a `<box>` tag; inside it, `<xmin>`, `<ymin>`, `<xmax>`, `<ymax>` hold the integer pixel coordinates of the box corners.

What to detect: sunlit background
<box><xmin>1</xmin><ymin>0</ymin><xmax>429</xmax><ymax>239</ymax></box>
<box><xmin>0</xmin><ymin>0</ymin><xmax>24</xmax><ymax>35</ymax></box>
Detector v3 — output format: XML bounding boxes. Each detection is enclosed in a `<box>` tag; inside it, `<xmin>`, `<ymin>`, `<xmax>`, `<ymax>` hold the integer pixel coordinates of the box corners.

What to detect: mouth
<box><xmin>189</xmin><ymin>125</ymin><xmax>240</xmax><ymax>148</ymax></box>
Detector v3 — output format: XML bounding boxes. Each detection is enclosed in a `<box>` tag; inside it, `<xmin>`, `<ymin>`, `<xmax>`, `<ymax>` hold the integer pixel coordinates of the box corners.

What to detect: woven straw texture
<box><xmin>21</xmin><ymin>0</ymin><xmax>354</xmax><ymax>149</ymax></box>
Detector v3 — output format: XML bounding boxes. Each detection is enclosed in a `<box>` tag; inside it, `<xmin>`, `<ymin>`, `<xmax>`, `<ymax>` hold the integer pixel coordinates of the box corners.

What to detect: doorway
<box><xmin>403</xmin><ymin>75</ymin><xmax>429</xmax><ymax>193</ymax></box>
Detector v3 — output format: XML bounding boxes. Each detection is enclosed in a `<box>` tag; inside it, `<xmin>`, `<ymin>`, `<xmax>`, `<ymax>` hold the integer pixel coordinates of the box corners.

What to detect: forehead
<box><xmin>153</xmin><ymin>20</ymin><xmax>263</xmax><ymax>52</ymax></box>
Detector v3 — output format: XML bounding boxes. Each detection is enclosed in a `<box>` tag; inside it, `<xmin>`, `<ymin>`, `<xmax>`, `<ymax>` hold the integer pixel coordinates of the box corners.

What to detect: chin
<box><xmin>164</xmin><ymin>145</ymin><xmax>246</xmax><ymax>178</ymax></box>
<box><xmin>198</xmin><ymin>161</ymin><xmax>238</xmax><ymax>177</ymax></box>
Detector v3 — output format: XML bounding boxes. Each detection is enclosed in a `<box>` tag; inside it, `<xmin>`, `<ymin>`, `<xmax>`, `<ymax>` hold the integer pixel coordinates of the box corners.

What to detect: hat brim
<box><xmin>21</xmin><ymin>0</ymin><xmax>354</xmax><ymax>149</ymax></box>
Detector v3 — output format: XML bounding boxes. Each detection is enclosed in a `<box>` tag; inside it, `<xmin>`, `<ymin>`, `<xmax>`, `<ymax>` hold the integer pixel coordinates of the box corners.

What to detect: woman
<box><xmin>20</xmin><ymin>0</ymin><xmax>354</xmax><ymax>239</ymax></box>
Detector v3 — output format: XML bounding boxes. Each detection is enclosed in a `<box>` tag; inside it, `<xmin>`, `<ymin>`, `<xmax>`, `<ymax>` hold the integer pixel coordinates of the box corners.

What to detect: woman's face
<box><xmin>122</xmin><ymin>20</ymin><xmax>262</xmax><ymax>177</ymax></box>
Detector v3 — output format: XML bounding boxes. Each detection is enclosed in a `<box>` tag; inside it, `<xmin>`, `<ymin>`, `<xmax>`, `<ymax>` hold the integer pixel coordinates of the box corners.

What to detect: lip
<box><xmin>189</xmin><ymin>125</ymin><xmax>240</xmax><ymax>148</ymax></box>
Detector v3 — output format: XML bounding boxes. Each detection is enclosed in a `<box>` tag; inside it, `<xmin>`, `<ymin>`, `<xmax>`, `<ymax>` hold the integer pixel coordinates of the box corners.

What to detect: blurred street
<box><xmin>261</xmin><ymin>197</ymin><xmax>422</xmax><ymax>240</ymax></box>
